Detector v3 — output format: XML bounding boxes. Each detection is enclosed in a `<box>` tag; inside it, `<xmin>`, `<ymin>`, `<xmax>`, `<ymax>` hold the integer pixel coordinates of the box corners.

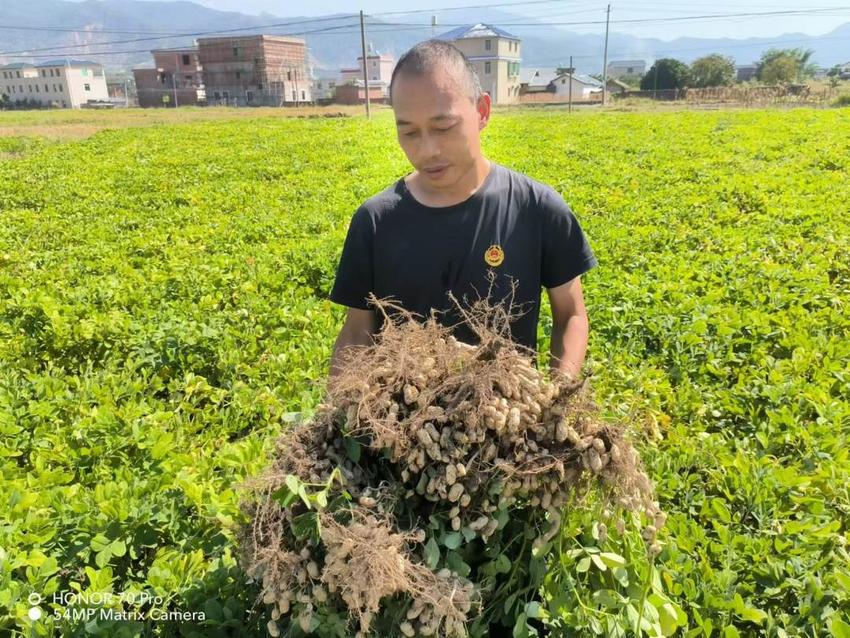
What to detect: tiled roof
<box><xmin>438</xmin><ymin>23</ymin><xmax>519</xmax><ymax>40</ymax></box>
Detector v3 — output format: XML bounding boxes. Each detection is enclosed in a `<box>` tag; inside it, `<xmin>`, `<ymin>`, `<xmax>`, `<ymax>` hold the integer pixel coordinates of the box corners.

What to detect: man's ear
<box><xmin>476</xmin><ymin>92</ymin><xmax>491</xmax><ymax>130</ymax></box>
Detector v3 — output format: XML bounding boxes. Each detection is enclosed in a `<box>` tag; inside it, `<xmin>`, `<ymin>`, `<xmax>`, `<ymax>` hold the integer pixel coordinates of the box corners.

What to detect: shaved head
<box><xmin>389</xmin><ymin>40</ymin><xmax>483</xmax><ymax>105</ymax></box>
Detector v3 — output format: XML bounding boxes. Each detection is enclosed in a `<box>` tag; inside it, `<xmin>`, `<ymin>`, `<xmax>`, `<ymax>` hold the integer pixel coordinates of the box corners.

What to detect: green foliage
<box><xmin>757</xmin><ymin>48</ymin><xmax>817</xmax><ymax>84</ymax></box>
<box><xmin>1</xmin><ymin>108</ymin><xmax>849</xmax><ymax>636</ymax></box>
<box><xmin>640</xmin><ymin>59</ymin><xmax>691</xmax><ymax>91</ymax></box>
<box><xmin>689</xmin><ymin>54</ymin><xmax>736</xmax><ymax>88</ymax></box>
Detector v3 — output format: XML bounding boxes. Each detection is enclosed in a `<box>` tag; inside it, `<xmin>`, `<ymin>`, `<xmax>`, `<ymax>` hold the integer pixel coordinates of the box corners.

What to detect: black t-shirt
<box><xmin>329</xmin><ymin>160</ymin><xmax>598</xmax><ymax>351</ymax></box>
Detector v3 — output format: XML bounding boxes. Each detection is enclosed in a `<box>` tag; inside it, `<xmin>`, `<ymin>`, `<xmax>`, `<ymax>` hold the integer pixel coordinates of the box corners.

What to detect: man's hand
<box><xmin>329</xmin><ymin>307</ymin><xmax>379</xmax><ymax>382</ymax></box>
<box><xmin>547</xmin><ymin>276</ymin><xmax>590</xmax><ymax>379</ymax></box>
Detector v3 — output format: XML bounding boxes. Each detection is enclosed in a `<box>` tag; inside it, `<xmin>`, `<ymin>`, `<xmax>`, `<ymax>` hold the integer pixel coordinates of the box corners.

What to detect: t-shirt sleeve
<box><xmin>329</xmin><ymin>206</ymin><xmax>374</xmax><ymax>310</ymax></box>
<box><xmin>539</xmin><ymin>187</ymin><xmax>598</xmax><ymax>289</ymax></box>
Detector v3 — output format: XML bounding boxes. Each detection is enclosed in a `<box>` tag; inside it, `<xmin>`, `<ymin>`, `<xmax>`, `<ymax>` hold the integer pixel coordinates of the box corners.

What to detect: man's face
<box><xmin>392</xmin><ymin>66</ymin><xmax>490</xmax><ymax>192</ymax></box>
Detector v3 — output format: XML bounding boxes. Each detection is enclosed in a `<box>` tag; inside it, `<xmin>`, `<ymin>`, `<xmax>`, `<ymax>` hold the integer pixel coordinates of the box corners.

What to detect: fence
<box><xmin>615</xmin><ymin>85</ymin><xmax>839</xmax><ymax>107</ymax></box>
<box><xmin>518</xmin><ymin>91</ymin><xmax>602</xmax><ymax>105</ymax></box>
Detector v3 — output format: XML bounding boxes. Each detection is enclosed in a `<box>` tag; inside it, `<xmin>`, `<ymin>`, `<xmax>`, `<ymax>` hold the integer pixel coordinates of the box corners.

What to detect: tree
<box><xmin>689</xmin><ymin>54</ymin><xmax>736</xmax><ymax>88</ymax></box>
<box><xmin>757</xmin><ymin>48</ymin><xmax>817</xmax><ymax>84</ymax></box>
<box><xmin>640</xmin><ymin>59</ymin><xmax>691</xmax><ymax>91</ymax></box>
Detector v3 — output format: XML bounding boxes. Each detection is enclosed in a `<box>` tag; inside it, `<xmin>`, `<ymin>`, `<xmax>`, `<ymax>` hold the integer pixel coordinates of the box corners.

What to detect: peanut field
<box><xmin>1</xmin><ymin>106</ymin><xmax>849</xmax><ymax>637</ymax></box>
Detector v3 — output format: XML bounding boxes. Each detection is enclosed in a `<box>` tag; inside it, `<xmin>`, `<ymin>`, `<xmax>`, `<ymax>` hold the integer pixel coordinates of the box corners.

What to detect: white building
<box><xmin>0</xmin><ymin>59</ymin><xmax>109</xmax><ymax>108</ymax></box>
<box><xmin>440</xmin><ymin>23</ymin><xmax>522</xmax><ymax>104</ymax></box>
<box><xmin>551</xmin><ymin>72</ymin><xmax>603</xmax><ymax>98</ymax></box>
<box><xmin>607</xmin><ymin>59</ymin><xmax>646</xmax><ymax>79</ymax></box>
<box><xmin>311</xmin><ymin>76</ymin><xmax>338</xmax><ymax>101</ymax></box>
<box><xmin>519</xmin><ymin>68</ymin><xmax>559</xmax><ymax>93</ymax></box>
<box><xmin>339</xmin><ymin>46</ymin><xmax>394</xmax><ymax>97</ymax></box>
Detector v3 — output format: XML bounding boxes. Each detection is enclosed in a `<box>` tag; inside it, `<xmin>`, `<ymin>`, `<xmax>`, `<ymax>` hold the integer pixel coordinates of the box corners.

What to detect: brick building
<box><xmin>133</xmin><ymin>47</ymin><xmax>205</xmax><ymax>108</ymax></box>
<box><xmin>198</xmin><ymin>35</ymin><xmax>310</xmax><ymax>106</ymax></box>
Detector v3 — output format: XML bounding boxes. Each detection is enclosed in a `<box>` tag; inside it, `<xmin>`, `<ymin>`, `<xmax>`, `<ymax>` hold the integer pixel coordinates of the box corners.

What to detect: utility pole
<box><xmin>359</xmin><ymin>10</ymin><xmax>371</xmax><ymax>119</ymax></box>
<box><xmin>431</xmin><ymin>15</ymin><xmax>438</xmax><ymax>38</ymax></box>
<box><xmin>172</xmin><ymin>53</ymin><xmax>179</xmax><ymax>108</ymax></box>
<box><xmin>601</xmin><ymin>4</ymin><xmax>611</xmax><ymax>106</ymax></box>
<box><xmin>568</xmin><ymin>55</ymin><xmax>573</xmax><ymax>113</ymax></box>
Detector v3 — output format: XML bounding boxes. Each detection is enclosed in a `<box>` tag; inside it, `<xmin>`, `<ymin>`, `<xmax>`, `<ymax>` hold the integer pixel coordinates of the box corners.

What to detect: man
<box><xmin>328</xmin><ymin>39</ymin><xmax>597</xmax><ymax>382</ymax></box>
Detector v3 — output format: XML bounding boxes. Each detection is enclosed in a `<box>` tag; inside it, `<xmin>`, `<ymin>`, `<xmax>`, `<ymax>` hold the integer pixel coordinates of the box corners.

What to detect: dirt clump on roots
<box><xmin>237</xmin><ymin>295</ymin><xmax>663</xmax><ymax>637</ymax></box>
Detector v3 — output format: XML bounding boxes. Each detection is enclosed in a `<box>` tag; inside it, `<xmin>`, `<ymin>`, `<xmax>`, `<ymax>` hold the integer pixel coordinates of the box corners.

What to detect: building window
<box><xmin>35</xmin><ymin>85</ymin><xmax>39</xmax><ymax>92</ymax></box>
<box><xmin>287</xmin><ymin>71</ymin><xmax>292</xmax><ymax>81</ymax></box>
<box><xmin>28</xmin><ymin>85</ymin><xmax>32</xmax><ymax>92</ymax></box>
<box><xmin>1</xmin><ymin>72</ymin><xmax>6</xmax><ymax>78</ymax></box>
<box><xmin>258</xmin><ymin>82</ymin><xmax>263</xmax><ymax>89</ymax></box>
<box><xmin>292</xmin><ymin>89</ymin><xmax>296</xmax><ymax>100</ymax></box>
<box><xmin>84</xmin><ymin>83</ymin><xmax>90</xmax><ymax>91</ymax></box>
<box><xmin>19</xmin><ymin>85</ymin><xmax>23</xmax><ymax>92</ymax></box>
<box><xmin>235</xmin><ymin>71</ymin><xmax>241</xmax><ymax>79</ymax></box>
<box><xmin>62</xmin><ymin>101</ymin><xmax>67</xmax><ymax>107</ymax></box>
<box><xmin>182</xmin><ymin>54</ymin><xmax>190</xmax><ymax>65</ymax></box>
<box><xmin>41</xmin><ymin>69</ymin><xmax>45</xmax><ymax>77</ymax></box>
<box><xmin>485</xmin><ymin>61</ymin><xmax>491</xmax><ymax>74</ymax></box>
<box><xmin>185</xmin><ymin>74</ymin><xmax>191</xmax><ymax>80</ymax></box>
<box><xmin>45</xmin><ymin>84</ymin><xmax>49</xmax><ymax>92</ymax></box>
<box><xmin>16</xmin><ymin>71</ymin><xmax>21</xmax><ymax>78</ymax></box>
<box><xmin>485</xmin><ymin>39</ymin><xmax>491</xmax><ymax>51</ymax></box>
<box><xmin>301</xmin><ymin>90</ymin><xmax>305</xmax><ymax>100</ymax></box>
<box><xmin>233</xmin><ymin>47</ymin><xmax>239</xmax><ymax>58</ymax></box>
<box><xmin>317</xmin><ymin>82</ymin><xmax>322</xmax><ymax>89</ymax></box>
<box><xmin>214</xmin><ymin>91</ymin><xmax>220</xmax><ymax>99</ymax></box>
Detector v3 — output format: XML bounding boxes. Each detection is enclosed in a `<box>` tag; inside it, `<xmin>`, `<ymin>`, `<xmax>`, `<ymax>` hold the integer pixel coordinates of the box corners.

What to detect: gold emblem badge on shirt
<box><xmin>484</xmin><ymin>244</ymin><xmax>505</xmax><ymax>267</ymax></box>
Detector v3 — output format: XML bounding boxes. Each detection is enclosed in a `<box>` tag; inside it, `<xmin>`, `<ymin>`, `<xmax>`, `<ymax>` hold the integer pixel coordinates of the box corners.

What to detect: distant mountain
<box><xmin>1</xmin><ymin>0</ymin><xmax>848</xmax><ymax>75</ymax></box>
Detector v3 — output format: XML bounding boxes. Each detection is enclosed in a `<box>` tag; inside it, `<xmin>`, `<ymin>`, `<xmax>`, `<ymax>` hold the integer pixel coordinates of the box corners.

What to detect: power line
<box><xmin>0</xmin><ymin>14</ymin><xmax>360</xmax><ymax>56</ymax></box>
<box><xmin>0</xmin><ymin>22</ymin><xmax>365</xmax><ymax>59</ymax></box>
<box><xmin>370</xmin><ymin>0</ymin><xmax>593</xmax><ymax>16</ymax></box>
<box><xmin>366</xmin><ymin>7</ymin><xmax>850</xmax><ymax>28</ymax></box>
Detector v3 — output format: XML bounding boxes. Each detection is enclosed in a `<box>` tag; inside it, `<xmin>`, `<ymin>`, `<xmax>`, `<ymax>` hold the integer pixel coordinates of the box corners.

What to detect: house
<box><xmin>0</xmin><ymin>59</ymin><xmax>108</xmax><ymax>109</ymax></box>
<box><xmin>550</xmin><ymin>72</ymin><xmax>603</xmax><ymax>98</ymax></box>
<box><xmin>607</xmin><ymin>60</ymin><xmax>646</xmax><ymax>79</ymax></box>
<box><xmin>339</xmin><ymin>46</ymin><xmax>394</xmax><ymax>97</ymax></box>
<box><xmin>519</xmin><ymin>68</ymin><xmax>559</xmax><ymax>94</ymax></box>
<box><xmin>606</xmin><ymin>77</ymin><xmax>631</xmax><ymax>94</ymax></box>
<box><xmin>736</xmin><ymin>64</ymin><xmax>758</xmax><ymax>82</ymax></box>
<box><xmin>311</xmin><ymin>76</ymin><xmax>338</xmax><ymax>101</ymax></box>
<box><xmin>840</xmin><ymin>62</ymin><xmax>850</xmax><ymax>80</ymax></box>
<box><xmin>334</xmin><ymin>81</ymin><xmax>387</xmax><ymax>105</ymax></box>
<box><xmin>198</xmin><ymin>35</ymin><xmax>310</xmax><ymax>106</ymax></box>
<box><xmin>438</xmin><ymin>23</ymin><xmax>521</xmax><ymax>104</ymax></box>
<box><xmin>132</xmin><ymin>47</ymin><xmax>205</xmax><ymax>108</ymax></box>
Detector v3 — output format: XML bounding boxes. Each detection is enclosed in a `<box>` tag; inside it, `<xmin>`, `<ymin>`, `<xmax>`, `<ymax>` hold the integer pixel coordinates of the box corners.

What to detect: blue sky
<box><xmin>182</xmin><ymin>0</ymin><xmax>850</xmax><ymax>40</ymax></box>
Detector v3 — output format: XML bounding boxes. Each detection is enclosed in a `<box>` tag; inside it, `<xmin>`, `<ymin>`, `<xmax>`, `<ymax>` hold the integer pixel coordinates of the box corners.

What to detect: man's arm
<box><xmin>329</xmin><ymin>307</ymin><xmax>379</xmax><ymax>380</ymax></box>
<box><xmin>547</xmin><ymin>275</ymin><xmax>590</xmax><ymax>380</ymax></box>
